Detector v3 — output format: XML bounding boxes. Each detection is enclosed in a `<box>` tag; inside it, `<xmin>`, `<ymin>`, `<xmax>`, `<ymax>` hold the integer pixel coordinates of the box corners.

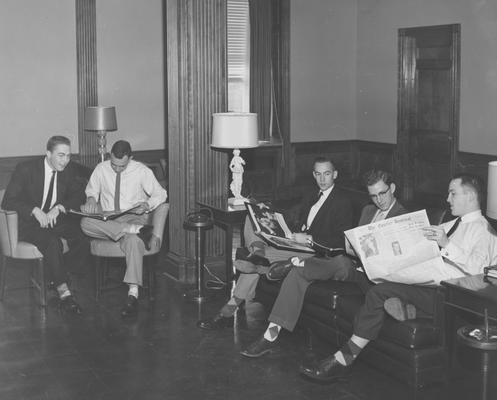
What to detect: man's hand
<box><xmin>422</xmin><ymin>225</ymin><xmax>449</xmax><ymax>248</ymax></box>
<box><xmin>131</xmin><ymin>202</ymin><xmax>150</xmax><ymax>215</ymax></box>
<box><xmin>292</xmin><ymin>232</ymin><xmax>313</xmax><ymax>245</ymax></box>
<box><xmin>45</xmin><ymin>205</ymin><xmax>63</xmax><ymax>228</ymax></box>
<box><xmin>81</xmin><ymin>197</ymin><xmax>100</xmax><ymax>214</ymax></box>
<box><xmin>32</xmin><ymin>207</ymin><xmax>50</xmax><ymax>228</ymax></box>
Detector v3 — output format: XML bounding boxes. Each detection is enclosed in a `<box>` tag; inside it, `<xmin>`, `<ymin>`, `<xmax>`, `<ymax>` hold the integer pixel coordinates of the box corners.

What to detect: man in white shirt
<box><xmin>80</xmin><ymin>140</ymin><xmax>167</xmax><ymax>317</ymax></box>
<box><xmin>300</xmin><ymin>173</ymin><xmax>497</xmax><ymax>383</ymax></box>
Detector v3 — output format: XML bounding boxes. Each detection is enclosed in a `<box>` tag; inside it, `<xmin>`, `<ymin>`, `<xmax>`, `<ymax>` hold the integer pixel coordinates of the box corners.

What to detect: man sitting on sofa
<box><xmin>300</xmin><ymin>173</ymin><xmax>497</xmax><ymax>382</ymax></box>
<box><xmin>240</xmin><ymin>169</ymin><xmax>407</xmax><ymax>357</ymax></box>
<box><xmin>198</xmin><ymin>156</ymin><xmax>354</xmax><ymax>330</ymax></box>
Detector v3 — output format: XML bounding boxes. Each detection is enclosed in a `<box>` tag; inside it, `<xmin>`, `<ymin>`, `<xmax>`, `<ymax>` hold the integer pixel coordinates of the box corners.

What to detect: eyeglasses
<box><xmin>369</xmin><ymin>187</ymin><xmax>391</xmax><ymax>201</ymax></box>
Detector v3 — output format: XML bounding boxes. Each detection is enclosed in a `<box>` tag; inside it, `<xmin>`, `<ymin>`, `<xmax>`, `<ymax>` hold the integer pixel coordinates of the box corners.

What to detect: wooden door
<box><xmin>397</xmin><ymin>24</ymin><xmax>460</xmax><ymax>208</ymax></box>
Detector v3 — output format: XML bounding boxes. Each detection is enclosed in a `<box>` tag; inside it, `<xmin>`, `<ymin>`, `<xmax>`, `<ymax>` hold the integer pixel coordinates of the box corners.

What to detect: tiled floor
<box><xmin>0</xmin><ymin>258</ymin><xmax>493</xmax><ymax>400</ymax></box>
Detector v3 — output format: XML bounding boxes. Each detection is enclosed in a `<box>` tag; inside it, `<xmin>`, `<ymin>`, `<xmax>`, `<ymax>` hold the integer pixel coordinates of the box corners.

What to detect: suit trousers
<box><xmin>81</xmin><ymin>214</ymin><xmax>148</xmax><ymax>286</ymax></box>
<box><xmin>19</xmin><ymin>216</ymin><xmax>89</xmax><ymax>286</ymax></box>
<box><xmin>269</xmin><ymin>255</ymin><xmax>371</xmax><ymax>331</ymax></box>
<box><xmin>353</xmin><ymin>282</ymin><xmax>436</xmax><ymax>340</ymax></box>
<box><xmin>233</xmin><ymin>216</ymin><xmax>313</xmax><ymax>303</ymax></box>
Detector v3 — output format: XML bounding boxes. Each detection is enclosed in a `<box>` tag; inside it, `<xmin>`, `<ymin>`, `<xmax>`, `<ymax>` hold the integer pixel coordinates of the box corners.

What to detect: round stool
<box><xmin>457</xmin><ymin>325</ymin><xmax>497</xmax><ymax>400</ymax></box>
<box><xmin>183</xmin><ymin>211</ymin><xmax>214</xmax><ymax>303</ymax></box>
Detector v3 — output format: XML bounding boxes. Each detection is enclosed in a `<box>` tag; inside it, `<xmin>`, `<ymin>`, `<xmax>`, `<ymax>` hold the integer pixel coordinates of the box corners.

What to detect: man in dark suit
<box><xmin>198</xmin><ymin>156</ymin><xmax>354</xmax><ymax>330</ymax></box>
<box><xmin>240</xmin><ymin>169</ymin><xmax>407</xmax><ymax>358</ymax></box>
<box><xmin>2</xmin><ymin>136</ymin><xmax>89</xmax><ymax>314</ymax></box>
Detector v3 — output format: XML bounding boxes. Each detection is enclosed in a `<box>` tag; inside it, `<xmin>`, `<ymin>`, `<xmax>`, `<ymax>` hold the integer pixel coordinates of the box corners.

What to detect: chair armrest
<box><xmin>0</xmin><ymin>209</ymin><xmax>19</xmax><ymax>256</ymax></box>
<box><xmin>151</xmin><ymin>202</ymin><xmax>169</xmax><ymax>243</ymax></box>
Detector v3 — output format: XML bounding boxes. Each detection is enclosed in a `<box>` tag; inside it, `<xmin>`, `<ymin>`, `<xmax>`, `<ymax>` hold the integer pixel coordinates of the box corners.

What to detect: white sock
<box><xmin>128</xmin><ymin>284</ymin><xmax>139</xmax><ymax>299</ymax></box>
<box><xmin>263</xmin><ymin>322</ymin><xmax>281</xmax><ymax>342</ymax></box>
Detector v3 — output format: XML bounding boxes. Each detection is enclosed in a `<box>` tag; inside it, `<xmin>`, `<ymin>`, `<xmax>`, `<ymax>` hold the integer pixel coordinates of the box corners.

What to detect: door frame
<box><xmin>396</xmin><ymin>24</ymin><xmax>461</xmax><ymax>204</ymax></box>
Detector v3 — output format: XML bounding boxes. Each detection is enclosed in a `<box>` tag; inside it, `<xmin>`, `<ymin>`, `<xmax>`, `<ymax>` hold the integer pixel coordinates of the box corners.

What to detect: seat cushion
<box><xmin>13</xmin><ymin>239</ymin><xmax>69</xmax><ymax>259</ymax></box>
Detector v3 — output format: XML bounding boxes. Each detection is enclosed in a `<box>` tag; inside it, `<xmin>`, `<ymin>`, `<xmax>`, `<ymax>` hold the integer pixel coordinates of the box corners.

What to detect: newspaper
<box><xmin>344</xmin><ymin>209</ymin><xmax>445</xmax><ymax>285</ymax></box>
<box><xmin>245</xmin><ymin>202</ymin><xmax>315</xmax><ymax>253</ymax></box>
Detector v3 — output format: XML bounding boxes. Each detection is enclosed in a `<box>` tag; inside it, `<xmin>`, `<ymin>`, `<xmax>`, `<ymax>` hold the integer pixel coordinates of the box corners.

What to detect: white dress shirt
<box><xmin>305</xmin><ymin>185</ymin><xmax>334</xmax><ymax>231</ymax></box>
<box><xmin>438</xmin><ymin>210</ymin><xmax>497</xmax><ymax>281</ymax></box>
<box><xmin>85</xmin><ymin>159</ymin><xmax>167</xmax><ymax>212</ymax></box>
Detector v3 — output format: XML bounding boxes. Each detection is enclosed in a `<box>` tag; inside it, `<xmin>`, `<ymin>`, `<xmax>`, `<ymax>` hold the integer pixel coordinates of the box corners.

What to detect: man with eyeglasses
<box><xmin>301</xmin><ymin>173</ymin><xmax>497</xmax><ymax>383</ymax></box>
<box><xmin>240</xmin><ymin>169</ymin><xmax>407</xmax><ymax>358</ymax></box>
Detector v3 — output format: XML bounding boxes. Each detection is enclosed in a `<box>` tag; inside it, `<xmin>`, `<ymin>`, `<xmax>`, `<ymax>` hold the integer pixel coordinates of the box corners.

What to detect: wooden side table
<box><xmin>441</xmin><ymin>274</ymin><xmax>497</xmax><ymax>399</ymax></box>
<box><xmin>197</xmin><ymin>199</ymin><xmax>247</xmax><ymax>286</ymax></box>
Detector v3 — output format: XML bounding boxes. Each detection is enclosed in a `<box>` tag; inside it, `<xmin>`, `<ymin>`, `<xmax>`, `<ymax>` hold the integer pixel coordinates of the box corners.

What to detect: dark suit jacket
<box><xmin>358</xmin><ymin>200</ymin><xmax>407</xmax><ymax>226</ymax></box>
<box><xmin>297</xmin><ymin>186</ymin><xmax>354</xmax><ymax>250</ymax></box>
<box><xmin>2</xmin><ymin>159</ymin><xmax>86</xmax><ymax>231</ymax></box>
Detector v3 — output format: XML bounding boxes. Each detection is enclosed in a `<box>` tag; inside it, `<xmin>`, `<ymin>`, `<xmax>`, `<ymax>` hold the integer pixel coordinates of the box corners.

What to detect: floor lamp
<box><xmin>211</xmin><ymin>112</ymin><xmax>258</xmax><ymax>205</ymax></box>
<box><xmin>84</xmin><ymin>106</ymin><xmax>118</xmax><ymax>163</ymax></box>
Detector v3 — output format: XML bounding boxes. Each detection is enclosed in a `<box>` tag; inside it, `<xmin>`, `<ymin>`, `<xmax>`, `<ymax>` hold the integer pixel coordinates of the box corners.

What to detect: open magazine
<box><xmin>68</xmin><ymin>205</ymin><xmax>141</xmax><ymax>221</ymax></box>
<box><xmin>345</xmin><ymin>209</ymin><xmax>446</xmax><ymax>285</ymax></box>
<box><xmin>245</xmin><ymin>202</ymin><xmax>315</xmax><ymax>253</ymax></box>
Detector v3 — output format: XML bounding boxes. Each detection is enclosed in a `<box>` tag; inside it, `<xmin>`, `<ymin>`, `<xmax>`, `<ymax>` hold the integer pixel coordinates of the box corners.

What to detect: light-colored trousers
<box><xmin>232</xmin><ymin>216</ymin><xmax>313</xmax><ymax>302</ymax></box>
<box><xmin>81</xmin><ymin>214</ymin><xmax>148</xmax><ymax>286</ymax></box>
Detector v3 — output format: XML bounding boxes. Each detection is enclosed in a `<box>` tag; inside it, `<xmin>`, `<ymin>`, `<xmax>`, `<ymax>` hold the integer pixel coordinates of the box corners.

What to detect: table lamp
<box><xmin>84</xmin><ymin>106</ymin><xmax>118</xmax><ymax>163</ymax></box>
<box><xmin>211</xmin><ymin>112</ymin><xmax>258</xmax><ymax>205</ymax></box>
<box><xmin>487</xmin><ymin>161</ymin><xmax>497</xmax><ymax>220</ymax></box>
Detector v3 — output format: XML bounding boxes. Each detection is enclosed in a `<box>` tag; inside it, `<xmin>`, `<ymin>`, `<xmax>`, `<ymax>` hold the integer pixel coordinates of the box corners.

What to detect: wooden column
<box><xmin>165</xmin><ymin>0</ymin><xmax>228</xmax><ymax>282</ymax></box>
<box><xmin>76</xmin><ymin>0</ymin><xmax>99</xmax><ymax>166</ymax></box>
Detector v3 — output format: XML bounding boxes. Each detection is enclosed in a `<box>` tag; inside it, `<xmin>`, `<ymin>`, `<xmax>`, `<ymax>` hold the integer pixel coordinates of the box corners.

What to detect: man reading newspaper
<box><xmin>197</xmin><ymin>157</ymin><xmax>354</xmax><ymax>330</ymax></box>
<box><xmin>300</xmin><ymin>173</ymin><xmax>497</xmax><ymax>383</ymax></box>
<box><xmin>240</xmin><ymin>169</ymin><xmax>407</xmax><ymax>357</ymax></box>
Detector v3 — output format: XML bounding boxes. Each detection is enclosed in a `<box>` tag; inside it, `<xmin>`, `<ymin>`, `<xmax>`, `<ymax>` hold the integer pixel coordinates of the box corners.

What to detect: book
<box><xmin>68</xmin><ymin>205</ymin><xmax>141</xmax><ymax>221</ymax></box>
<box><xmin>245</xmin><ymin>202</ymin><xmax>315</xmax><ymax>254</ymax></box>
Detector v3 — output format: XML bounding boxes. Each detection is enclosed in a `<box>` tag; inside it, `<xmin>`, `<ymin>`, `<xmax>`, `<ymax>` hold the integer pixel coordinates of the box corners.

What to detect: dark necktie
<box><xmin>446</xmin><ymin>217</ymin><xmax>461</xmax><ymax>238</ymax></box>
<box><xmin>42</xmin><ymin>171</ymin><xmax>56</xmax><ymax>213</ymax></box>
<box><xmin>114</xmin><ymin>172</ymin><xmax>121</xmax><ymax>211</ymax></box>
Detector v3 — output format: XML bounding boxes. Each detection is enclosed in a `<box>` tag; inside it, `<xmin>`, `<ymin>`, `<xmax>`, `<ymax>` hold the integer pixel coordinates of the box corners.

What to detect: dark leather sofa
<box><xmin>255</xmin><ymin>186</ymin><xmax>448</xmax><ymax>393</ymax></box>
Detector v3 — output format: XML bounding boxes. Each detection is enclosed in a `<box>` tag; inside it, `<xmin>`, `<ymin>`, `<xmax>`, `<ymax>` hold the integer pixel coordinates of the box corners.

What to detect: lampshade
<box><xmin>487</xmin><ymin>161</ymin><xmax>497</xmax><ymax>219</ymax></box>
<box><xmin>211</xmin><ymin>112</ymin><xmax>258</xmax><ymax>149</ymax></box>
<box><xmin>84</xmin><ymin>106</ymin><xmax>118</xmax><ymax>131</ymax></box>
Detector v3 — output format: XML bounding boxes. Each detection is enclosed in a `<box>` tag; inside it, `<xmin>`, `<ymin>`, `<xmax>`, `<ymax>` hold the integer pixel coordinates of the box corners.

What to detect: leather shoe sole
<box><xmin>299</xmin><ymin>355</ymin><xmax>352</xmax><ymax>383</ymax></box>
<box><xmin>197</xmin><ymin>314</ymin><xmax>234</xmax><ymax>330</ymax></box>
<box><xmin>384</xmin><ymin>297</ymin><xmax>416</xmax><ymax>321</ymax></box>
<box><xmin>240</xmin><ymin>336</ymin><xmax>276</xmax><ymax>358</ymax></box>
<box><xmin>138</xmin><ymin>225</ymin><xmax>154</xmax><ymax>251</ymax></box>
<box><xmin>266</xmin><ymin>260</ymin><xmax>293</xmax><ymax>281</ymax></box>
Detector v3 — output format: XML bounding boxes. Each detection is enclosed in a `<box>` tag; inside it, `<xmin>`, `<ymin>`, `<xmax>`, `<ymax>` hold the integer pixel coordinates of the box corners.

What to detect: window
<box><xmin>227</xmin><ymin>0</ymin><xmax>250</xmax><ymax>112</ymax></box>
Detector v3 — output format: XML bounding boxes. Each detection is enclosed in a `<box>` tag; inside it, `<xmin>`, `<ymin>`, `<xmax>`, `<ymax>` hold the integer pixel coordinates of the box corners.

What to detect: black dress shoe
<box><xmin>197</xmin><ymin>314</ymin><xmax>234</xmax><ymax>330</ymax></box>
<box><xmin>59</xmin><ymin>295</ymin><xmax>83</xmax><ymax>315</ymax></box>
<box><xmin>266</xmin><ymin>259</ymin><xmax>293</xmax><ymax>281</ymax></box>
<box><xmin>138</xmin><ymin>225</ymin><xmax>154</xmax><ymax>250</ymax></box>
<box><xmin>299</xmin><ymin>355</ymin><xmax>352</xmax><ymax>382</ymax></box>
<box><xmin>120</xmin><ymin>295</ymin><xmax>138</xmax><ymax>318</ymax></box>
<box><xmin>240</xmin><ymin>336</ymin><xmax>277</xmax><ymax>358</ymax></box>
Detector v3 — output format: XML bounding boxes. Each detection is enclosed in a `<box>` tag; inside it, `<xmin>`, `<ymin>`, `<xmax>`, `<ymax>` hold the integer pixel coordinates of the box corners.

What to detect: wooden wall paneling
<box><xmin>76</xmin><ymin>0</ymin><xmax>99</xmax><ymax>167</ymax></box>
<box><xmin>165</xmin><ymin>0</ymin><xmax>228</xmax><ymax>283</ymax></box>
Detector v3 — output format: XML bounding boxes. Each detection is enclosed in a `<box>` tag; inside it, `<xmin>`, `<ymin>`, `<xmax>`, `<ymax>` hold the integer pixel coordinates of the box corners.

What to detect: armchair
<box><xmin>0</xmin><ymin>189</ymin><xmax>68</xmax><ymax>306</ymax></box>
<box><xmin>90</xmin><ymin>202</ymin><xmax>169</xmax><ymax>301</ymax></box>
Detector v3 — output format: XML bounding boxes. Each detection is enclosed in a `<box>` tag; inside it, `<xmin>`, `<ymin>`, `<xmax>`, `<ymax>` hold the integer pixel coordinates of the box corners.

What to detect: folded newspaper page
<box><xmin>345</xmin><ymin>209</ymin><xmax>445</xmax><ymax>285</ymax></box>
<box><xmin>245</xmin><ymin>202</ymin><xmax>315</xmax><ymax>253</ymax></box>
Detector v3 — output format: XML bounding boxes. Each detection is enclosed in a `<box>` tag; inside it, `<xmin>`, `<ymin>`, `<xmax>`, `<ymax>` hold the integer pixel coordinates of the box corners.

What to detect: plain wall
<box><xmin>356</xmin><ymin>0</ymin><xmax>497</xmax><ymax>155</ymax></box>
<box><xmin>0</xmin><ymin>0</ymin><xmax>78</xmax><ymax>156</ymax></box>
<box><xmin>290</xmin><ymin>0</ymin><xmax>358</xmax><ymax>142</ymax></box>
<box><xmin>96</xmin><ymin>0</ymin><xmax>164</xmax><ymax>152</ymax></box>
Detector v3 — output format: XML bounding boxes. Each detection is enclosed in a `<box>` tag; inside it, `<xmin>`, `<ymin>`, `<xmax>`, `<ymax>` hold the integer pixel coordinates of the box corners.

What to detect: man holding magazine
<box><xmin>240</xmin><ymin>169</ymin><xmax>407</xmax><ymax>357</ymax></box>
<box><xmin>301</xmin><ymin>173</ymin><xmax>497</xmax><ymax>383</ymax></box>
<box><xmin>198</xmin><ymin>156</ymin><xmax>354</xmax><ymax>330</ymax></box>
